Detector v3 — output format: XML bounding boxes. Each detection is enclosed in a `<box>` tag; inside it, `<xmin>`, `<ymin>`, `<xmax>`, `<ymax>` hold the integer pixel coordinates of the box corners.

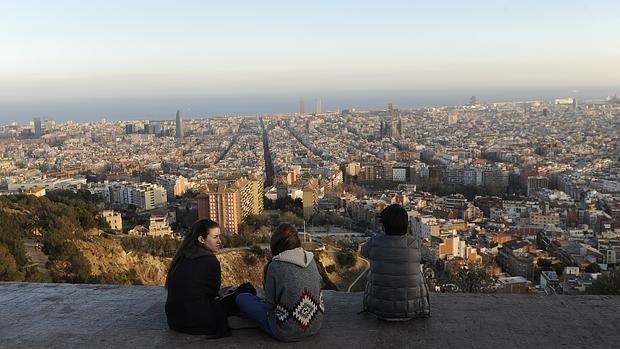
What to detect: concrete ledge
<box><xmin>0</xmin><ymin>282</ymin><xmax>618</xmax><ymax>348</ymax></box>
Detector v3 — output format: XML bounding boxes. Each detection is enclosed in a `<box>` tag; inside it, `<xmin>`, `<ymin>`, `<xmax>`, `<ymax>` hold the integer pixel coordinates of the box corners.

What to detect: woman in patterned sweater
<box><xmin>236</xmin><ymin>223</ymin><xmax>324</xmax><ymax>341</ymax></box>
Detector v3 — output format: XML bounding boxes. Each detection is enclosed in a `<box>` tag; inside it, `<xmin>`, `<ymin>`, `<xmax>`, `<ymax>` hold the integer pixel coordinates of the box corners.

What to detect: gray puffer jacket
<box><xmin>361</xmin><ymin>234</ymin><xmax>431</xmax><ymax>320</ymax></box>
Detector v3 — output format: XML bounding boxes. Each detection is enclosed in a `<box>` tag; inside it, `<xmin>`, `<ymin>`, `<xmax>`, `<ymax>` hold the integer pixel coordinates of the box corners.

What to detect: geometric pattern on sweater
<box><xmin>274</xmin><ymin>288</ymin><xmax>324</xmax><ymax>330</ymax></box>
<box><xmin>274</xmin><ymin>303</ymin><xmax>290</xmax><ymax>323</ymax></box>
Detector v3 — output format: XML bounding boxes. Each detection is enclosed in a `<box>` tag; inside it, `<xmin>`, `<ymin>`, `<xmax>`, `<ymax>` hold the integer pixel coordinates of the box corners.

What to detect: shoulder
<box><xmin>267</xmin><ymin>259</ymin><xmax>287</xmax><ymax>272</ymax></box>
<box><xmin>265</xmin><ymin>261</ymin><xmax>283</xmax><ymax>281</ymax></box>
<box><xmin>373</xmin><ymin>235</ymin><xmax>418</xmax><ymax>250</ymax></box>
<box><xmin>265</xmin><ymin>260</ymin><xmax>279</xmax><ymax>274</ymax></box>
<box><xmin>365</xmin><ymin>234</ymin><xmax>383</xmax><ymax>247</ymax></box>
<box><xmin>193</xmin><ymin>254</ymin><xmax>220</xmax><ymax>268</ymax></box>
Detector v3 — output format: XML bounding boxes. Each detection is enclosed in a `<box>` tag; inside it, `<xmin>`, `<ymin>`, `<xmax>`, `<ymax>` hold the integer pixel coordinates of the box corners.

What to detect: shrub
<box><xmin>336</xmin><ymin>250</ymin><xmax>355</xmax><ymax>267</ymax></box>
<box><xmin>120</xmin><ymin>236</ymin><xmax>181</xmax><ymax>258</ymax></box>
<box><xmin>243</xmin><ymin>253</ymin><xmax>258</xmax><ymax>266</ymax></box>
<box><xmin>0</xmin><ymin>244</ymin><xmax>24</xmax><ymax>281</ymax></box>
<box><xmin>249</xmin><ymin>245</ymin><xmax>266</xmax><ymax>257</ymax></box>
<box><xmin>587</xmin><ymin>268</ymin><xmax>620</xmax><ymax>295</ymax></box>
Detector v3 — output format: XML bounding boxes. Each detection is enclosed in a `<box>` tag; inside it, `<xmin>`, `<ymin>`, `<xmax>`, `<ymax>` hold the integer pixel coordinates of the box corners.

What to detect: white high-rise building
<box><xmin>135</xmin><ymin>183</ymin><xmax>168</xmax><ymax>211</ymax></box>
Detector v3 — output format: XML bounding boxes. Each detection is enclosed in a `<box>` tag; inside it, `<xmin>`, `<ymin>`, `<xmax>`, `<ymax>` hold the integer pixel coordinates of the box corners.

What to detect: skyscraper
<box><xmin>152</xmin><ymin>122</ymin><xmax>162</xmax><ymax>135</ymax></box>
<box><xmin>175</xmin><ymin>110</ymin><xmax>184</xmax><ymax>139</ymax></box>
<box><xmin>315</xmin><ymin>97</ymin><xmax>322</xmax><ymax>114</ymax></box>
<box><xmin>299</xmin><ymin>98</ymin><xmax>305</xmax><ymax>115</ymax></box>
<box><xmin>125</xmin><ymin>124</ymin><xmax>136</xmax><ymax>134</ymax></box>
<box><xmin>33</xmin><ymin>117</ymin><xmax>42</xmax><ymax>138</ymax></box>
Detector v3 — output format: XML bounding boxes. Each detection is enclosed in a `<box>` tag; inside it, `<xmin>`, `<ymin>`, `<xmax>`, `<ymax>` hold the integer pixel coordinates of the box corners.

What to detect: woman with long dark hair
<box><xmin>165</xmin><ymin>219</ymin><xmax>255</xmax><ymax>338</ymax></box>
<box><xmin>235</xmin><ymin>223</ymin><xmax>324</xmax><ymax>341</ymax></box>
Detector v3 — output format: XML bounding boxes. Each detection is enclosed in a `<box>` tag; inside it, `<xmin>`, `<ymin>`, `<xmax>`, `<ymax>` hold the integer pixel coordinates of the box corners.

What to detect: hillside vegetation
<box><xmin>1</xmin><ymin>191</ymin><xmax>365</xmax><ymax>292</ymax></box>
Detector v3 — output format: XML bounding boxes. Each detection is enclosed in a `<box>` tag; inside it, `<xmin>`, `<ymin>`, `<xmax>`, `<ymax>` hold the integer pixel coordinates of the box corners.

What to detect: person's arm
<box><xmin>203</xmin><ymin>256</ymin><xmax>222</xmax><ymax>298</ymax></box>
<box><xmin>262</xmin><ymin>254</ymin><xmax>272</xmax><ymax>288</ymax></box>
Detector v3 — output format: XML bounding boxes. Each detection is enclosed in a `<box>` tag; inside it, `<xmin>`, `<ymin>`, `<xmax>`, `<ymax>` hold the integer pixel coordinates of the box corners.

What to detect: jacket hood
<box><xmin>272</xmin><ymin>247</ymin><xmax>314</xmax><ymax>268</ymax></box>
<box><xmin>184</xmin><ymin>244</ymin><xmax>214</xmax><ymax>260</ymax></box>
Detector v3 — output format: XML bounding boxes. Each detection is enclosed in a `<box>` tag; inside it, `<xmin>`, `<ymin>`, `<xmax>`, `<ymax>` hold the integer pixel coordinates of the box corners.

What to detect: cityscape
<box><xmin>1</xmin><ymin>1</ymin><xmax>619</xmax><ymax>347</ymax></box>
<box><xmin>1</xmin><ymin>94</ymin><xmax>619</xmax><ymax>295</ymax></box>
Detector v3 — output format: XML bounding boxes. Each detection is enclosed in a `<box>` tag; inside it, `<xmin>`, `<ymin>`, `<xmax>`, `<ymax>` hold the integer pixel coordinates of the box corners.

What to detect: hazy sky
<box><xmin>1</xmin><ymin>0</ymin><xmax>619</xmax><ymax>121</ymax></box>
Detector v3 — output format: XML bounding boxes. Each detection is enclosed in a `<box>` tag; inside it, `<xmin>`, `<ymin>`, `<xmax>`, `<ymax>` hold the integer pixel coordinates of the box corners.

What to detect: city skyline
<box><xmin>0</xmin><ymin>87</ymin><xmax>618</xmax><ymax>124</ymax></box>
<box><xmin>1</xmin><ymin>1</ymin><xmax>619</xmax><ymax>121</ymax></box>
<box><xmin>0</xmin><ymin>1</ymin><xmax>618</xmax><ymax>343</ymax></box>
<box><xmin>0</xmin><ymin>84</ymin><xmax>618</xmax><ymax>301</ymax></box>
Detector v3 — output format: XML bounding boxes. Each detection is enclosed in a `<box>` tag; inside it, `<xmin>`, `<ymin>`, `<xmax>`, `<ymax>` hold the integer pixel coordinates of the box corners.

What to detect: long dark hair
<box><xmin>165</xmin><ymin>219</ymin><xmax>219</xmax><ymax>287</ymax></box>
<box><xmin>263</xmin><ymin>223</ymin><xmax>302</xmax><ymax>285</ymax></box>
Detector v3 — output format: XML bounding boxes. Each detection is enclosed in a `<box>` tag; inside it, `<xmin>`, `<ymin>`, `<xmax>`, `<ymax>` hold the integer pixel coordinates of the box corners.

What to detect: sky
<box><xmin>1</xmin><ymin>0</ymin><xmax>619</xmax><ymax>122</ymax></box>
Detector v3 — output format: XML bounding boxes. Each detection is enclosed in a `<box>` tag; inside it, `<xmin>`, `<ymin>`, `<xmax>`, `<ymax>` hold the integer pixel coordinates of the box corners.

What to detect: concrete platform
<box><xmin>0</xmin><ymin>282</ymin><xmax>618</xmax><ymax>348</ymax></box>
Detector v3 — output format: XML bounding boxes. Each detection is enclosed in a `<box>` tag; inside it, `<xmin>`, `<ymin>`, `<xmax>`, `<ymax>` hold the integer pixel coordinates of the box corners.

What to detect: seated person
<box><xmin>165</xmin><ymin>219</ymin><xmax>255</xmax><ymax>338</ymax></box>
<box><xmin>235</xmin><ymin>223</ymin><xmax>324</xmax><ymax>341</ymax></box>
<box><xmin>361</xmin><ymin>204</ymin><xmax>433</xmax><ymax>320</ymax></box>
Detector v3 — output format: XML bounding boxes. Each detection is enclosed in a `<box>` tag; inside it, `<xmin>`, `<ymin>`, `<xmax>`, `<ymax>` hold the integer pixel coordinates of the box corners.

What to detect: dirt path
<box><xmin>22</xmin><ymin>237</ymin><xmax>53</xmax><ymax>282</ymax></box>
<box><xmin>347</xmin><ymin>256</ymin><xmax>369</xmax><ymax>293</ymax></box>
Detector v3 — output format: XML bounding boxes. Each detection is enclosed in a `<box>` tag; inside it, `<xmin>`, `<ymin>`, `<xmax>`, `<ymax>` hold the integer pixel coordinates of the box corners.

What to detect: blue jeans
<box><xmin>235</xmin><ymin>293</ymin><xmax>275</xmax><ymax>337</ymax></box>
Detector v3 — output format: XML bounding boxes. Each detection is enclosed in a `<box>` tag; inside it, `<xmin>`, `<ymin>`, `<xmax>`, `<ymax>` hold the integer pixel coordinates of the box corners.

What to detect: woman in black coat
<box><xmin>165</xmin><ymin>219</ymin><xmax>255</xmax><ymax>338</ymax></box>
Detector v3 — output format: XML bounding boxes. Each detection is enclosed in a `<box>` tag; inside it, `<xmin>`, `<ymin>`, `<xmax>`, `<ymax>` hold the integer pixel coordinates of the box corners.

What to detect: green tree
<box><xmin>552</xmin><ymin>262</ymin><xmax>567</xmax><ymax>276</ymax></box>
<box><xmin>0</xmin><ymin>244</ymin><xmax>24</xmax><ymax>281</ymax></box>
<box><xmin>182</xmin><ymin>188</ymin><xmax>200</xmax><ymax>199</ymax></box>
<box><xmin>587</xmin><ymin>268</ymin><xmax>620</xmax><ymax>295</ymax></box>
<box><xmin>43</xmin><ymin>233</ymin><xmax>92</xmax><ymax>283</ymax></box>
<box><xmin>336</xmin><ymin>250</ymin><xmax>356</xmax><ymax>267</ymax></box>
<box><xmin>249</xmin><ymin>245</ymin><xmax>266</xmax><ymax>258</ymax></box>
<box><xmin>537</xmin><ymin>258</ymin><xmax>553</xmax><ymax>271</ymax></box>
<box><xmin>454</xmin><ymin>266</ymin><xmax>489</xmax><ymax>293</ymax></box>
<box><xmin>585</xmin><ymin>263</ymin><xmax>602</xmax><ymax>273</ymax></box>
<box><xmin>221</xmin><ymin>233</ymin><xmax>250</xmax><ymax>248</ymax></box>
<box><xmin>0</xmin><ymin>210</ymin><xmax>33</xmax><ymax>276</ymax></box>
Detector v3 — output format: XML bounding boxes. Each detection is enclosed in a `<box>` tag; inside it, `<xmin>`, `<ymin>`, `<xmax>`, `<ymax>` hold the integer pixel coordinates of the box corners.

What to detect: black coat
<box><xmin>165</xmin><ymin>244</ymin><xmax>231</xmax><ymax>338</ymax></box>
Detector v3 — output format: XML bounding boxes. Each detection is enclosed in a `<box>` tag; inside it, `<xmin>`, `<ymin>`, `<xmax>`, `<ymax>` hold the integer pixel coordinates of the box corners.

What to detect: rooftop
<box><xmin>1</xmin><ymin>282</ymin><xmax>618</xmax><ymax>349</ymax></box>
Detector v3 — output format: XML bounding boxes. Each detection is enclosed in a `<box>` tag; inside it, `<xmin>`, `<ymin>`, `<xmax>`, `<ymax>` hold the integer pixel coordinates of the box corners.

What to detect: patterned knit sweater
<box><xmin>264</xmin><ymin>248</ymin><xmax>324</xmax><ymax>342</ymax></box>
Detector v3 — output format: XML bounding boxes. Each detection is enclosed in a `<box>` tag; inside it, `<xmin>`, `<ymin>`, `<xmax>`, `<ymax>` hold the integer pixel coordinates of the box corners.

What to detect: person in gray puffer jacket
<box><xmin>236</xmin><ymin>223</ymin><xmax>323</xmax><ymax>341</ymax></box>
<box><xmin>361</xmin><ymin>204</ymin><xmax>434</xmax><ymax>320</ymax></box>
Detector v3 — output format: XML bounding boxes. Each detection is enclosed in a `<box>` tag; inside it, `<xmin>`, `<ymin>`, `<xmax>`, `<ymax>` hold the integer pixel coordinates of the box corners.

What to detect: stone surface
<box><xmin>0</xmin><ymin>282</ymin><xmax>618</xmax><ymax>348</ymax></box>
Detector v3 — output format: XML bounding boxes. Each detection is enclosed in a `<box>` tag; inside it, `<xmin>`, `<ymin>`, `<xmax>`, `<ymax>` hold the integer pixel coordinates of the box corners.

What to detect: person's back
<box><xmin>361</xmin><ymin>204</ymin><xmax>431</xmax><ymax>320</ymax></box>
<box><xmin>361</xmin><ymin>233</ymin><xmax>429</xmax><ymax>320</ymax></box>
<box><xmin>265</xmin><ymin>247</ymin><xmax>324</xmax><ymax>341</ymax></box>
<box><xmin>235</xmin><ymin>223</ymin><xmax>324</xmax><ymax>342</ymax></box>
